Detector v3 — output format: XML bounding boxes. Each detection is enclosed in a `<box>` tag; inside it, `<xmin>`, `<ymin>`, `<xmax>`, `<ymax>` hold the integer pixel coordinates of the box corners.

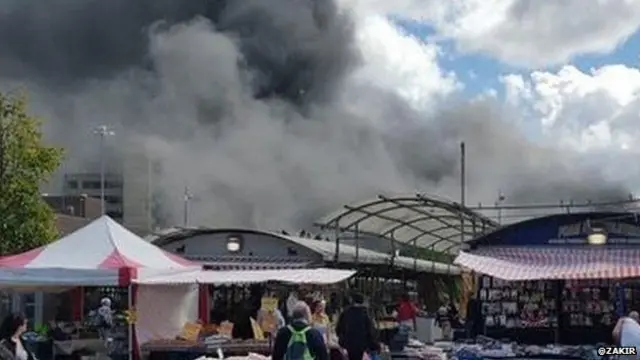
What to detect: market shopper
<box><xmin>465</xmin><ymin>292</ymin><xmax>481</xmax><ymax>338</ymax></box>
<box><xmin>336</xmin><ymin>293</ymin><xmax>379</xmax><ymax>360</ymax></box>
<box><xmin>287</xmin><ymin>290</ymin><xmax>299</xmax><ymax>319</ymax></box>
<box><xmin>396</xmin><ymin>293</ymin><xmax>418</xmax><ymax>330</ymax></box>
<box><xmin>0</xmin><ymin>313</ymin><xmax>35</xmax><ymax>360</ymax></box>
<box><xmin>97</xmin><ymin>297</ymin><xmax>114</xmax><ymax>328</ymax></box>
<box><xmin>436</xmin><ymin>304</ymin><xmax>452</xmax><ymax>340</ymax></box>
<box><xmin>311</xmin><ymin>300</ymin><xmax>330</xmax><ymax>339</ymax></box>
<box><xmin>613</xmin><ymin>315</ymin><xmax>640</xmax><ymax>357</ymax></box>
<box><xmin>272</xmin><ymin>301</ymin><xmax>328</xmax><ymax>360</ymax></box>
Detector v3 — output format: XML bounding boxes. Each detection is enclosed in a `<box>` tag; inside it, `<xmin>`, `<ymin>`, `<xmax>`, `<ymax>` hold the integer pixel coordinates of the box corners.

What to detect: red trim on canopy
<box><xmin>117</xmin><ymin>267</ymin><xmax>138</xmax><ymax>286</ymax></box>
<box><xmin>198</xmin><ymin>285</ymin><xmax>209</xmax><ymax>323</ymax></box>
<box><xmin>99</xmin><ymin>250</ymin><xmax>144</xmax><ymax>269</ymax></box>
<box><xmin>0</xmin><ymin>247</ymin><xmax>45</xmax><ymax>267</ymax></box>
<box><xmin>455</xmin><ymin>247</ymin><xmax>640</xmax><ymax>280</ymax></box>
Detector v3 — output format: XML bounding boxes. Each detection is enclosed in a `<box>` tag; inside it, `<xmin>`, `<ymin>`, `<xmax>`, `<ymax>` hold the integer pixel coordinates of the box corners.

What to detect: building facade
<box><xmin>63</xmin><ymin>172</ymin><xmax>124</xmax><ymax>221</ymax></box>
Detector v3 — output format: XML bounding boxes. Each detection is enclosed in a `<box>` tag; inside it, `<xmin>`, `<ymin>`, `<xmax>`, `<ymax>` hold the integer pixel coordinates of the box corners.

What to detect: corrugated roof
<box><xmin>277</xmin><ymin>233</ymin><xmax>460</xmax><ymax>275</ymax></box>
<box><xmin>148</xmin><ymin>227</ymin><xmax>460</xmax><ymax>275</ymax></box>
<box><xmin>315</xmin><ymin>193</ymin><xmax>498</xmax><ymax>254</ymax></box>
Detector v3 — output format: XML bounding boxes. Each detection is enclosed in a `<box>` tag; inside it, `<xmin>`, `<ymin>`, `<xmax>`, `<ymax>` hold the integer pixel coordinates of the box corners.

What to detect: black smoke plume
<box><xmin>0</xmin><ymin>0</ymin><xmax>630</xmax><ymax>228</ymax></box>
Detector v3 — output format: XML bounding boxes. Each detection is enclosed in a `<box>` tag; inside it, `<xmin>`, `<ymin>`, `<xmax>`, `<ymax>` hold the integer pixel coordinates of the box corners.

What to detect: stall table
<box><xmin>142</xmin><ymin>340</ymin><xmax>345</xmax><ymax>360</ymax></box>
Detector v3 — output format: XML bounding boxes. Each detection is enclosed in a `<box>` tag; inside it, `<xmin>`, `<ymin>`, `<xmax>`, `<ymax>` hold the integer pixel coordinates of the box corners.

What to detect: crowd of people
<box><xmin>273</xmin><ymin>292</ymin><xmax>380</xmax><ymax>360</ymax></box>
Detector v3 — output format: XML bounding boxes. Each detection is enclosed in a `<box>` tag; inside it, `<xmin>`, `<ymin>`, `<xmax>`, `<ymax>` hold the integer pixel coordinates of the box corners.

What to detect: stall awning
<box><xmin>135</xmin><ymin>268</ymin><xmax>357</xmax><ymax>285</ymax></box>
<box><xmin>454</xmin><ymin>247</ymin><xmax>640</xmax><ymax>281</ymax></box>
<box><xmin>187</xmin><ymin>255</ymin><xmax>314</xmax><ymax>270</ymax></box>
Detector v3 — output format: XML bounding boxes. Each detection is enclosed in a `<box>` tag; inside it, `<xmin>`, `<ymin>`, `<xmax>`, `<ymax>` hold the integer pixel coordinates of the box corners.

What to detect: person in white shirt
<box><xmin>613</xmin><ymin>314</ymin><xmax>640</xmax><ymax>359</ymax></box>
<box><xmin>286</xmin><ymin>291</ymin><xmax>299</xmax><ymax>319</ymax></box>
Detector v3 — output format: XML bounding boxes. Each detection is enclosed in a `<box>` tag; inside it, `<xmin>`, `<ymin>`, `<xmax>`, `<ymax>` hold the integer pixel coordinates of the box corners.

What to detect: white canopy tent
<box><xmin>0</xmin><ymin>215</ymin><xmax>196</xmax><ymax>286</ymax></box>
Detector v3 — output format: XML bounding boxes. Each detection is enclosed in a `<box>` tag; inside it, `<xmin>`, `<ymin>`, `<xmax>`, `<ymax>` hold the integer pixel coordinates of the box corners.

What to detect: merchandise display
<box><xmin>562</xmin><ymin>280</ymin><xmax>615</xmax><ymax>328</ymax></box>
<box><xmin>478</xmin><ymin>277</ymin><xmax>558</xmax><ymax>330</ymax></box>
<box><xmin>474</xmin><ymin>275</ymin><xmax>640</xmax><ymax>345</ymax></box>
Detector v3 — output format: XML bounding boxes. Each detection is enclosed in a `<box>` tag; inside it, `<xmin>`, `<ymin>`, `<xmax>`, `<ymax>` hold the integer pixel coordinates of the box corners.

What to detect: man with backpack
<box><xmin>272</xmin><ymin>301</ymin><xmax>329</xmax><ymax>360</ymax></box>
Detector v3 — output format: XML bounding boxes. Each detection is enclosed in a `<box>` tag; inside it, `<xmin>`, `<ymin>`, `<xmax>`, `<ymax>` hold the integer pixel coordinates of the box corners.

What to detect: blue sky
<box><xmin>393</xmin><ymin>17</ymin><xmax>640</xmax><ymax>96</ymax></box>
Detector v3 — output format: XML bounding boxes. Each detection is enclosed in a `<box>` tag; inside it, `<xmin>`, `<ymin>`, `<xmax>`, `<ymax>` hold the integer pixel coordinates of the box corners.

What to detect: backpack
<box><xmin>285</xmin><ymin>325</ymin><xmax>314</xmax><ymax>360</ymax></box>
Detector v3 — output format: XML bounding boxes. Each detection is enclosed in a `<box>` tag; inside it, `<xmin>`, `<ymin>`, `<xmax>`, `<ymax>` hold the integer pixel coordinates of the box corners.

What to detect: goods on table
<box><xmin>194</xmin><ymin>352</ymin><xmax>271</xmax><ymax>360</ymax></box>
<box><xmin>450</xmin><ymin>341</ymin><xmax>615</xmax><ymax>360</ymax></box>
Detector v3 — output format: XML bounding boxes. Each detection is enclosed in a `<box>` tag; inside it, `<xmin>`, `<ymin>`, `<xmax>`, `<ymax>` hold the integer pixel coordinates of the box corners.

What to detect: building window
<box><xmin>105</xmin><ymin>181</ymin><xmax>122</xmax><ymax>189</ymax></box>
<box><xmin>226</xmin><ymin>235</ymin><xmax>243</xmax><ymax>253</ymax></box>
<box><xmin>106</xmin><ymin>211</ymin><xmax>123</xmax><ymax>219</ymax></box>
<box><xmin>67</xmin><ymin>180</ymin><xmax>78</xmax><ymax>189</ymax></box>
<box><xmin>104</xmin><ymin>196</ymin><xmax>122</xmax><ymax>204</ymax></box>
<box><xmin>82</xmin><ymin>181</ymin><xmax>101</xmax><ymax>189</ymax></box>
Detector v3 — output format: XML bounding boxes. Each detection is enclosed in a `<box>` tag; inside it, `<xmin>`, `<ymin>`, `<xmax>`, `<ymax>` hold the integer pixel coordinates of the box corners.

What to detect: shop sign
<box><xmin>547</xmin><ymin>220</ymin><xmax>640</xmax><ymax>244</ymax></box>
<box><xmin>260</xmin><ymin>297</ymin><xmax>278</xmax><ymax>312</ymax></box>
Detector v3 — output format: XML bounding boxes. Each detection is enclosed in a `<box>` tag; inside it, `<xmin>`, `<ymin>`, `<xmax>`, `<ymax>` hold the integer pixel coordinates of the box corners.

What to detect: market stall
<box><xmin>134</xmin><ymin>268</ymin><xmax>357</xmax><ymax>360</ymax></box>
<box><xmin>454</xmin><ymin>212</ymin><xmax>640</xmax><ymax>345</ymax></box>
<box><xmin>0</xmin><ymin>215</ymin><xmax>197</xmax><ymax>359</ymax></box>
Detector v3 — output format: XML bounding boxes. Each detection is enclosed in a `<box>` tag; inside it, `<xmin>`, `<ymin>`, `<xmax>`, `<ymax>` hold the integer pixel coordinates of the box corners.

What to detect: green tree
<box><xmin>0</xmin><ymin>92</ymin><xmax>63</xmax><ymax>255</ymax></box>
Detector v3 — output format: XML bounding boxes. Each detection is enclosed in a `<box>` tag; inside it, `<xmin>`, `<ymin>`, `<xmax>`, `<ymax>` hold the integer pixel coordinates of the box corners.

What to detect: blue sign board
<box><xmin>469</xmin><ymin>212</ymin><xmax>640</xmax><ymax>247</ymax></box>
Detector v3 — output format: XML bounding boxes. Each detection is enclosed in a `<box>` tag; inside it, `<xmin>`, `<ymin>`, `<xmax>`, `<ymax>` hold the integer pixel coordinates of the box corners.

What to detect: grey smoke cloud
<box><xmin>0</xmin><ymin>0</ymin><xmax>630</xmax><ymax>229</ymax></box>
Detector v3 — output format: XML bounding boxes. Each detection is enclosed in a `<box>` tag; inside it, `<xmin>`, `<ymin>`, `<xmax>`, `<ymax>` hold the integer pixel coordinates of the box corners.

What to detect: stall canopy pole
<box><xmin>355</xmin><ymin>223</ymin><xmax>360</xmax><ymax>265</ymax></box>
<box><xmin>460</xmin><ymin>141</ymin><xmax>466</xmax><ymax>251</ymax></box>
<box><xmin>333</xmin><ymin>217</ymin><xmax>341</xmax><ymax>264</ymax></box>
<box><xmin>128</xmin><ymin>284</ymin><xmax>133</xmax><ymax>360</ymax></box>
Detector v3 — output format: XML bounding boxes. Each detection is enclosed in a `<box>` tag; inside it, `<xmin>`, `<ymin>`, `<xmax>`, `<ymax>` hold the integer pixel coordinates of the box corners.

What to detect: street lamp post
<box><xmin>183</xmin><ymin>186</ymin><xmax>193</xmax><ymax>227</ymax></box>
<box><xmin>93</xmin><ymin>125</ymin><xmax>115</xmax><ymax>215</ymax></box>
<box><xmin>495</xmin><ymin>190</ymin><xmax>506</xmax><ymax>224</ymax></box>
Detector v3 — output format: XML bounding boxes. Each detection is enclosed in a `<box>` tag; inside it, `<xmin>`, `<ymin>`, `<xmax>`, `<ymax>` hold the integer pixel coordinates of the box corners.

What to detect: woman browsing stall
<box><xmin>0</xmin><ymin>313</ymin><xmax>36</xmax><ymax>360</ymax></box>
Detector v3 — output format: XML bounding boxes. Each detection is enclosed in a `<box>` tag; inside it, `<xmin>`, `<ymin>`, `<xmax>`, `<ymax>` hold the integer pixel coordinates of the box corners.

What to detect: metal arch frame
<box><xmin>314</xmin><ymin>193</ymin><xmax>499</xmax><ymax>259</ymax></box>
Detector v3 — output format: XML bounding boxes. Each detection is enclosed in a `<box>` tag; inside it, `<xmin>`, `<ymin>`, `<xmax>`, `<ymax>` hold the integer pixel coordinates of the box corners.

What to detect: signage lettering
<box><xmin>556</xmin><ymin>220</ymin><xmax>640</xmax><ymax>239</ymax></box>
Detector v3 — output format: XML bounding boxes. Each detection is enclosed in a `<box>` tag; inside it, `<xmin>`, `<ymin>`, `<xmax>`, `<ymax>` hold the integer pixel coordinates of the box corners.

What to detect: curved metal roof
<box><xmin>315</xmin><ymin>193</ymin><xmax>498</xmax><ymax>254</ymax></box>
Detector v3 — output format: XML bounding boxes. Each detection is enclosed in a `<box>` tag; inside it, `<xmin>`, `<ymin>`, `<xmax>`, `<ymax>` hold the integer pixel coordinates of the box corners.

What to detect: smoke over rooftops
<box><xmin>0</xmin><ymin>0</ymin><xmax>630</xmax><ymax>228</ymax></box>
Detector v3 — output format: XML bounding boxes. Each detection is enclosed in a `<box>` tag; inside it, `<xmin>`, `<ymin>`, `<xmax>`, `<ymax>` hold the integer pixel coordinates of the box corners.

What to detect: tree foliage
<box><xmin>0</xmin><ymin>92</ymin><xmax>63</xmax><ymax>255</ymax></box>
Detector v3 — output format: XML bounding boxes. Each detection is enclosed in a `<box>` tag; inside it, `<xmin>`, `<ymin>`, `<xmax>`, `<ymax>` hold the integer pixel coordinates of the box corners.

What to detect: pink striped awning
<box><xmin>454</xmin><ymin>247</ymin><xmax>640</xmax><ymax>281</ymax></box>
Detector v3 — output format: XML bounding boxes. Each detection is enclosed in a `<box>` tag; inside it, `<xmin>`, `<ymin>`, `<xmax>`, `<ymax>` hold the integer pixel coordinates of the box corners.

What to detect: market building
<box><xmin>148</xmin><ymin>228</ymin><xmax>458</xmax><ymax>275</ymax></box>
<box><xmin>456</xmin><ymin>210</ymin><xmax>640</xmax><ymax>345</ymax></box>
<box><xmin>149</xmin><ymin>193</ymin><xmax>496</xmax><ymax>315</ymax></box>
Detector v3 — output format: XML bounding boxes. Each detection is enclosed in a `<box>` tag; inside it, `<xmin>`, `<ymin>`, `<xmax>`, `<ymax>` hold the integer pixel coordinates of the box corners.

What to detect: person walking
<box><xmin>336</xmin><ymin>293</ymin><xmax>379</xmax><ymax>360</ymax></box>
<box><xmin>272</xmin><ymin>301</ymin><xmax>328</xmax><ymax>360</ymax></box>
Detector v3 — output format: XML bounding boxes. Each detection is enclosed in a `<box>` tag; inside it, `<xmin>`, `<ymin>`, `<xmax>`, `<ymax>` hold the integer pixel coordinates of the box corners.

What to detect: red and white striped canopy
<box><xmin>454</xmin><ymin>247</ymin><xmax>640</xmax><ymax>281</ymax></box>
<box><xmin>0</xmin><ymin>216</ymin><xmax>196</xmax><ymax>286</ymax></box>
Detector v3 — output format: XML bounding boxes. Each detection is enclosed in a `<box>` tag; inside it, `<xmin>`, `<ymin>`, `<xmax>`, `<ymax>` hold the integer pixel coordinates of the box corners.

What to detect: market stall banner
<box><xmin>454</xmin><ymin>247</ymin><xmax>640</xmax><ymax>280</ymax></box>
<box><xmin>468</xmin><ymin>212</ymin><xmax>640</xmax><ymax>247</ymax></box>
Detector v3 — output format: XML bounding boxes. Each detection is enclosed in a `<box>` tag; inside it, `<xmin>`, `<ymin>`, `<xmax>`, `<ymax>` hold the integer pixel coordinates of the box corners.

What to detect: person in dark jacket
<box><xmin>336</xmin><ymin>293</ymin><xmax>378</xmax><ymax>360</ymax></box>
<box><xmin>273</xmin><ymin>301</ymin><xmax>328</xmax><ymax>360</ymax></box>
<box><xmin>0</xmin><ymin>313</ymin><xmax>35</xmax><ymax>360</ymax></box>
<box><xmin>465</xmin><ymin>293</ymin><xmax>481</xmax><ymax>338</ymax></box>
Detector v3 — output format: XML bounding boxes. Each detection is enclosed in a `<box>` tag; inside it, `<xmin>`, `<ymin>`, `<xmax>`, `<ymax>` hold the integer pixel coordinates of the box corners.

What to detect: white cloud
<box><xmin>502</xmin><ymin>64</ymin><xmax>640</xmax><ymax>156</ymax></box>
<box><xmin>352</xmin><ymin>0</ymin><xmax>640</xmax><ymax>67</ymax></box>
<box><xmin>347</xmin><ymin>13</ymin><xmax>459</xmax><ymax>108</ymax></box>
